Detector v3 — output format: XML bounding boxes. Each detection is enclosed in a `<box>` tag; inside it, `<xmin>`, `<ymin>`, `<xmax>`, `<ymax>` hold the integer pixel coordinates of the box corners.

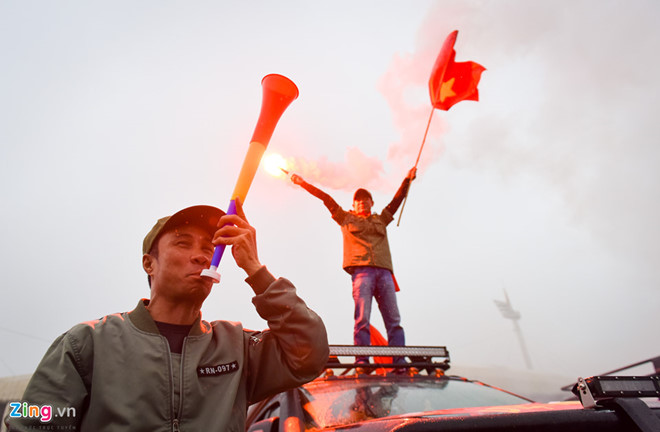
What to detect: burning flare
<box><xmin>263</xmin><ymin>152</ymin><xmax>290</xmax><ymax>178</ymax></box>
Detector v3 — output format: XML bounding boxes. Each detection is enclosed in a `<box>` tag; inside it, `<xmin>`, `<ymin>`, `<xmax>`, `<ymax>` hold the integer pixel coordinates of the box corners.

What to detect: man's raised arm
<box><xmin>291</xmin><ymin>174</ymin><xmax>340</xmax><ymax>214</ymax></box>
<box><xmin>384</xmin><ymin>167</ymin><xmax>417</xmax><ymax>216</ymax></box>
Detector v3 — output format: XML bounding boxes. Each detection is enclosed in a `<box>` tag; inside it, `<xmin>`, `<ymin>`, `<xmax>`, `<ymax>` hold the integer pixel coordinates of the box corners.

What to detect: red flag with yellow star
<box><xmin>429</xmin><ymin>30</ymin><xmax>485</xmax><ymax>111</ymax></box>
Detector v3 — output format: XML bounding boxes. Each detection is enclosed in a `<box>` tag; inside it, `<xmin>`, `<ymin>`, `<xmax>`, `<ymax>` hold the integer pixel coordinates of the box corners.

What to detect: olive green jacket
<box><xmin>5</xmin><ymin>267</ymin><xmax>328</xmax><ymax>432</ymax></box>
<box><xmin>332</xmin><ymin>208</ymin><xmax>395</xmax><ymax>273</ymax></box>
<box><xmin>297</xmin><ymin>176</ymin><xmax>411</xmax><ymax>274</ymax></box>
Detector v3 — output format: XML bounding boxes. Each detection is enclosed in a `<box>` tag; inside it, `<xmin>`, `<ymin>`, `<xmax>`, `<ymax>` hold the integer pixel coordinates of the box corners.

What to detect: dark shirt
<box><xmin>154</xmin><ymin>321</ymin><xmax>193</xmax><ymax>354</ymax></box>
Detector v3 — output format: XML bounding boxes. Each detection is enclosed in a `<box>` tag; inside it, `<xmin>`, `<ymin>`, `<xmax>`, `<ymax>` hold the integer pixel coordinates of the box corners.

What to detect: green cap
<box><xmin>142</xmin><ymin>205</ymin><xmax>225</xmax><ymax>255</ymax></box>
<box><xmin>353</xmin><ymin>188</ymin><xmax>373</xmax><ymax>201</ymax></box>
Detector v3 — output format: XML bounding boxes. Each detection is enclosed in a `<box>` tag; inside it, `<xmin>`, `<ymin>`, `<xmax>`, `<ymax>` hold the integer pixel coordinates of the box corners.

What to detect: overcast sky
<box><xmin>1</xmin><ymin>1</ymin><xmax>659</xmax><ymax>383</ymax></box>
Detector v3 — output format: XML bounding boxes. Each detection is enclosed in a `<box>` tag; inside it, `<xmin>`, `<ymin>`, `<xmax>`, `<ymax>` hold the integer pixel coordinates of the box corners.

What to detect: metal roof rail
<box><xmin>562</xmin><ymin>355</ymin><xmax>660</xmax><ymax>394</ymax></box>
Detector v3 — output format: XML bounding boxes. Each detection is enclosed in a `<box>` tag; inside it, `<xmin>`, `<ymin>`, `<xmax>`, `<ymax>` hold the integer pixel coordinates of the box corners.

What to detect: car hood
<box><xmin>396</xmin><ymin>401</ymin><xmax>584</xmax><ymax>418</ymax></box>
<box><xmin>329</xmin><ymin>401</ymin><xmax>586</xmax><ymax>431</ymax></box>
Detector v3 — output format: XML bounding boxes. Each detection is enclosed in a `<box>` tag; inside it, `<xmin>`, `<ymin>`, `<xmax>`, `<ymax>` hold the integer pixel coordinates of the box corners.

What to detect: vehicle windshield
<box><xmin>300</xmin><ymin>377</ymin><xmax>530</xmax><ymax>430</ymax></box>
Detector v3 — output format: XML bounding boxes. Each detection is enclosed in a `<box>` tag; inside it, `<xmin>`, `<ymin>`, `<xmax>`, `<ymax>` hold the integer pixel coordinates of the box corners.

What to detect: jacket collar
<box><xmin>128</xmin><ymin>299</ymin><xmax>207</xmax><ymax>336</ymax></box>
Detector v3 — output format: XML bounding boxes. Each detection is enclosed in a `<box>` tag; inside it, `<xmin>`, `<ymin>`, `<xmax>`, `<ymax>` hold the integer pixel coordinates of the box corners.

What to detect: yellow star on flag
<box><xmin>440</xmin><ymin>77</ymin><xmax>456</xmax><ymax>102</ymax></box>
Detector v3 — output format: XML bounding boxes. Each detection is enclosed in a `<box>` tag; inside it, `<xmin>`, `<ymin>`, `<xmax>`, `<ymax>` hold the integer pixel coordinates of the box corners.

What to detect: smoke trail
<box><xmin>284</xmin><ymin>44</ymin><xmax>450</xmax><ymax>193</ymax></box>
<box><xmin>284</xmin><ymin>148</ymin><xmax>386</xmax><ymax>191</ymax></box>
<box><xmin>285</xmin><ymin>7</ymin><xmax>491</xmax><ymax>194</ymax></box>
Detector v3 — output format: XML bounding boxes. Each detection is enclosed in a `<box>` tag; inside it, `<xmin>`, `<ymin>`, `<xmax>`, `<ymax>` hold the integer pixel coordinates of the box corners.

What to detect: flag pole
<box><xmin>397</xmin><ymin>107</ymin><xmax>435</xmax><ymax>226</ymax></box>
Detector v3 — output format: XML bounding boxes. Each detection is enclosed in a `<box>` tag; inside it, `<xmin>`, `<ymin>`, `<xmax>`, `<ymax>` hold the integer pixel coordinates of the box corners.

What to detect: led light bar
<box><xmin>574</xmin><ymin>375</ymin><xmax>660</xmax><ymax>408</ymax></box>
<box><xmin>585</xmin><ymin>376</ymin><xmax>659</xmax><ymax>398</ymax></box>
<box><xmin>329</xmin><ymin>345</ymin><xmax>449</xmax><ymax>358</ymax></box>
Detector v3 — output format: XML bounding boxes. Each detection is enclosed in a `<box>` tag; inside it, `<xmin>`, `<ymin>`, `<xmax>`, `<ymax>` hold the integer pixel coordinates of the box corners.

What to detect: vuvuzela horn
<box><xmin>201</xmin><ymin>74</ymin><xmax>299</xmax><ymax>282</ymax></box>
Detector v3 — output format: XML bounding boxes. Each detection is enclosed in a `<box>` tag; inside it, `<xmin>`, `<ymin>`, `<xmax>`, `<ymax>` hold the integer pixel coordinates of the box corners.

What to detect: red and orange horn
<box><xmin>231</xmin><ymin>74</ymin><xmax>299</xmax><ymax>203</ymax></box>
<box><xmin>201</xmin><ymin>74</ymin><xmax>299</xmax><ymax>283</ymax></box>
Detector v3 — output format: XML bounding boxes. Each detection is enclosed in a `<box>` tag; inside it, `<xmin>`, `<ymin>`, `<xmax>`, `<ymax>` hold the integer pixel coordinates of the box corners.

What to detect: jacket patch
<box><xmin>197</xmin><ymin>361</ymin><xmax>239</xmax><ymax>377</ymax></box>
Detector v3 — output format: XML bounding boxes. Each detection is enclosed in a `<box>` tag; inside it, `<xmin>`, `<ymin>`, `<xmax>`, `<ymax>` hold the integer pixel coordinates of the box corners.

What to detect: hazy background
<box><xmin>1</xmin><ymin>0</ymin><xmax>658</xmax><ymax>395</ymax></box>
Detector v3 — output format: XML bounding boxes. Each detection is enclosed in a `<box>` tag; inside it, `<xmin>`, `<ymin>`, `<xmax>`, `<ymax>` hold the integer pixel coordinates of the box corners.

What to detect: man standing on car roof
<box><xmin>291</xmin><ymin>168</ymin><xmax>416</xmax><ymax>364</ymax></box>
<box><xmin>5</xmin><ymin>200</ymin><xmax>329</xmax><ymax>431</ymax></box>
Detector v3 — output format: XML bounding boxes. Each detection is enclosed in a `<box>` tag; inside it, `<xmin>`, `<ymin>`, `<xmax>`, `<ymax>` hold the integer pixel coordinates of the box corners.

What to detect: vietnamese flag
<box><xmin>397</xmin><ymin>31</ymin><xmax>484</xmax><ymax>227</ymax></box>
<box><xmin>429</xmin><ymin>30</ymin><xmax>485</xmax><ymax>111</ymax></box>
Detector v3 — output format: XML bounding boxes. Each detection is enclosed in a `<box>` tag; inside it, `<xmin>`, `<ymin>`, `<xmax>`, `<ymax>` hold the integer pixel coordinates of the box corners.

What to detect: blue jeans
<box><xmin>351</xmin><ymin>267</ymin><xmax>405</xmax><ymax>364</ymax></box>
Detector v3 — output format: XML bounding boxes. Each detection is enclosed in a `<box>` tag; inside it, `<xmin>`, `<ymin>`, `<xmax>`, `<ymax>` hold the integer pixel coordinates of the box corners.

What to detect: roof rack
<box><xmin>326</xmin><ymin>345</ymin><xmax>451</xmax><ymax>374</ymax></box>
